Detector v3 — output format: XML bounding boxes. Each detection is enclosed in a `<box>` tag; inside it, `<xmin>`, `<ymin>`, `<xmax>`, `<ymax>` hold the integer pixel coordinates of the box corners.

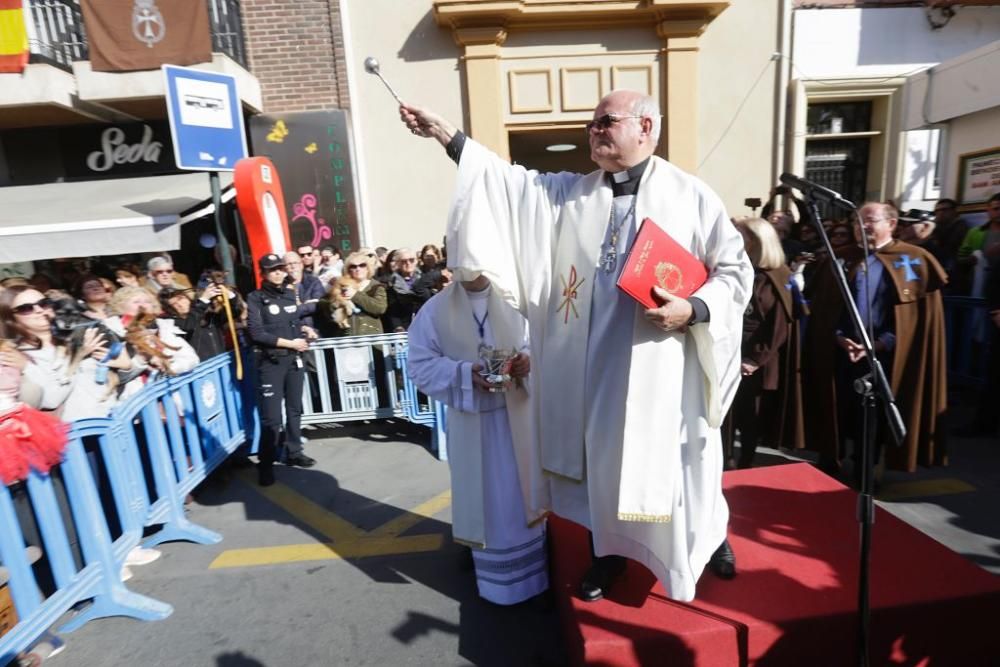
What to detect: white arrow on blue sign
<box><xmin>163</xmin><ymin>65</ymin><xmax>248</xmax><ymax>172</ymax></box>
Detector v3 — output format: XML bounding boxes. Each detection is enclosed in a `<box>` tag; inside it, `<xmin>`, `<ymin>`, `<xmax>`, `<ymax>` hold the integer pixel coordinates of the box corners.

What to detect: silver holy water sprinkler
<box><xmin>363</xmin><ymin>56</ymin><xmax>403</xmax><ymax>105</ymax></box>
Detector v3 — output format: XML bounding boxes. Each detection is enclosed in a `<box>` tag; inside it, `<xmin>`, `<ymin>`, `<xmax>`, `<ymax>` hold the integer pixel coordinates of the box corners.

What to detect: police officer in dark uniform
<box><xmin>247</xmin><ymin>253</ymin><xmax>317</xmax><ymax>486</ymax></box>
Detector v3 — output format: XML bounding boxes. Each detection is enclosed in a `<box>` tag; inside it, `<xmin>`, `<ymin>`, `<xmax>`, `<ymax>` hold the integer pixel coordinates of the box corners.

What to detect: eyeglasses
<box><xmin>585</xmin><ymin>113</ymin><xmax>643</xmax><ymax>133</ymax></box>
<box><xmin>347</xmin><ymin>263</ymin><xmax>367</xmax><ymax>270</ymax></box>
<box><xmin>298</xmin><ymin>250</ymin><xmax>314</xmax><ymax>256</ymax></box>
<box><xmin>152</xmin><ymin>269</ymin><xmax>174</xmax><ymax>275</ymax></box>
<box><xmin>12</xmin><ymin>298</ymin><xmax>53</xmax><ymax>315</ymax></box>
<box><xmin>398</xmin><ymin>258</ymin><xmax>417</xmax><ymax>264</ymax></box>
<box><xmin>285</xmin><ymin>261</ymin><xmax>303</xmax><ymax>267</ymax></box>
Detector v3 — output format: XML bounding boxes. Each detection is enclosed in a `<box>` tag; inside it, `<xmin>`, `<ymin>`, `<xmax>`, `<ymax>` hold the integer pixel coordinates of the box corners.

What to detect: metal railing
<box><xmin>208</xmin><ymin>0</ymin><xmax>247</xmax><ymax>71</ymax></box>
<box><xmin>24</xmin><ymin>0</ymin><xmax>86</xmax><ymax>70</ymax></box>
<box><xmin>0</xmin><ymin>353</ymin><xmax>246</xmax><ymax>663</ymax></box>
<box><xmin>301</xmin><ymin>333</ymin><xmax>448</xmax><ymax>461</ymax></box>
<box><xmin>23</xmin><ymin>0</ymin><xmax>248</xmax><ymax>71</ymax></box>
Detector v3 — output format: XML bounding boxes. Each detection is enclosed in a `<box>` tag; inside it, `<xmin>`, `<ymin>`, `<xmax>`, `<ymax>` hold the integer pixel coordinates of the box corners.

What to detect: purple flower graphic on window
<box><xmin>291</xmin><ymin>193</ymin><xmax>332</xmax><ymax>247</ymax></box>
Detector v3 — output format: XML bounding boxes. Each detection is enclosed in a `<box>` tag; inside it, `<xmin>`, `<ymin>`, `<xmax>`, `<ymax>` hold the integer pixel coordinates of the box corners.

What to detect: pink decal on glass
<box><xmin>291</xmin><ymin>193</ymin><xmax>332</xmax><ymax>247</ymax></box>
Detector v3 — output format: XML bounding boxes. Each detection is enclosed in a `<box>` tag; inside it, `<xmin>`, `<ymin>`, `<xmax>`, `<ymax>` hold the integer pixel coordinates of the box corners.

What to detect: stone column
<box><xmin>657</xmin><ymin>21</ymin><xmax>704</xmax><ymax>173</ymax></box>
<box><xmin>454</xmin><ymin>26</ymin><xmax>509</xmax><ymax>160</ymax></box>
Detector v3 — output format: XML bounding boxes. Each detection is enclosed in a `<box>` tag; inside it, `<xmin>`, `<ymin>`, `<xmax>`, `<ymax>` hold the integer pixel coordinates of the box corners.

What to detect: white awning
<box><xmin>0</xmin><ymin>172</ymin><xmax>234</xmax><ymax>263</ymax></box>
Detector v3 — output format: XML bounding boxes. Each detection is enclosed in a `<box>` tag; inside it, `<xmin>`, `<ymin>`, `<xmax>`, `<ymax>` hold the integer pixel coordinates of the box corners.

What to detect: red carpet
<box><xmin>550</xmin><ymin>462</ymin><xmax>1000</xmax><ymax>666</ymax></box>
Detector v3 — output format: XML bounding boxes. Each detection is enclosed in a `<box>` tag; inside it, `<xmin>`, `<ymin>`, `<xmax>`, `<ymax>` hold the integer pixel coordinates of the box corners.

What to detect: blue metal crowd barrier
<box><xmin>301</xmin><ymin>333</ymin><xmax>448</xmax><ymax>460</ymax></box>
<box><xmin>1</xmin><ymin>338</ymin><xmax>445</xmax><ymax>663</ymax></box>
<box><xmin>0</xmin><ymin>354</ymin><xmax>246</xmax><ymax>664</ymax></box>
<box><xmin>943</xmin><ymin>296</ymin><xmax>991</xmax><ymax>389</ymax></box>
<box><xmin>0</xmin><ymin>434</ymin><xmax>171</xmax><ymax>665</ymax></box>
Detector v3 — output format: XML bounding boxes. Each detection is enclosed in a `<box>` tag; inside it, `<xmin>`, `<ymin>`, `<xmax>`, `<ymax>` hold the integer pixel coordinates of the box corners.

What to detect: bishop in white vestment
<box><xmin>401</xmin><ymin>90</ymin><xmax>752</xmax><ymax>602</ymax></box>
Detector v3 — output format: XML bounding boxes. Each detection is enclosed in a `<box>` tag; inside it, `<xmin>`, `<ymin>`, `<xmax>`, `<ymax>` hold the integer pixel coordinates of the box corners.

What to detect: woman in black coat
<box><xmin>159</xmin><ymin>284</ymin><xmax>242</xmax><ymax>361</ymax></box>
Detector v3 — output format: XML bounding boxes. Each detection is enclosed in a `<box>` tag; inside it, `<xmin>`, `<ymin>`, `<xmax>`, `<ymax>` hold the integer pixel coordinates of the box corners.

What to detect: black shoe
<box><xmin>708</xmin><ymin>539</ymin><xmax>736</xmax><ymax>580</ymax></box>
<box><xmin>257</xmin><ymin>465</ymin><xmax>275</xmax><ymax>487</ymax></box>
<box><xmin>285</xmin><ymin>454</ymin><xmax>316</xmax><ymax>468</ymax></box>
<box><xmin>579</xmin><ymin>555</ymin><xmax>627</xmax><ymax>602</ymax></box>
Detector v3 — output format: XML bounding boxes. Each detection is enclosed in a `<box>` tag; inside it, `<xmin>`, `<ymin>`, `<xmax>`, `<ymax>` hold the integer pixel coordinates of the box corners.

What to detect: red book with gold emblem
<box><xmin>616</xmin><ymin>217</ymin><xmax>708</xmax><ymax>309</ymax></box>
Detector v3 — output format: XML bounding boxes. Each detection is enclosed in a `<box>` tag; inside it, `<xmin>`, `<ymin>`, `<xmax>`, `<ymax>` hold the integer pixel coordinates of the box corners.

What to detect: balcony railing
<box><xmin>24</xmin><ymin>0</ymin><xmax>248</xmax><ymax>71</ymax></box>
<box><xmin>25</xmin><ymin>0</ymin><xmax>86</xmax><ymax>69</ymax></box>
<box><xmin>208</xmin><ymin>0</ymin><xmax>247</xmax><ymax>71</ymax></box>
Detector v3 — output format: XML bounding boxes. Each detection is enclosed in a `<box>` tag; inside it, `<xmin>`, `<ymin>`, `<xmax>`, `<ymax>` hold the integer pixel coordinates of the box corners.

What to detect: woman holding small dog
<box><xmin>316</xmin><ymin>250</ymin><xmax>387</xmax><ymax>337</ymax></box>
<box><xmin>104</xmin><ymin>287</ymin><xmax>199</xmax><ymax>400</ymax></box>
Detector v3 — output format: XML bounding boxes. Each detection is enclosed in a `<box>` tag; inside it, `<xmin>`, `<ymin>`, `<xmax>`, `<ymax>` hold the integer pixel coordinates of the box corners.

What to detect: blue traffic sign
<box><xmin>163</xmin><ymin>65</ymin><xmax>248</xmax><ymax>172</ymax></box>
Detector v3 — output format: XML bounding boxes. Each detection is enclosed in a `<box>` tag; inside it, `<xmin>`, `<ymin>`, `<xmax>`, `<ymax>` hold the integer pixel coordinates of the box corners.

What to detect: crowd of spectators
<box><xmin>0</xmin><ymin>239</ymin><xmax>456</xmax><ymax>429</ymax></box>
<box><xmin>766</xmin><ymin>192</ymin><xmax>1000</xmax><ymax>300</ymax></box>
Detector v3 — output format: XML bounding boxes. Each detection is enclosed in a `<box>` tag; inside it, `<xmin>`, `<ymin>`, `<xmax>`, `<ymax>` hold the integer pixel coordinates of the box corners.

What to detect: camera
<box><xmin>744</xmin><ymin>197</ymin><xmax>762</xmax><ymax>209</ymax></box>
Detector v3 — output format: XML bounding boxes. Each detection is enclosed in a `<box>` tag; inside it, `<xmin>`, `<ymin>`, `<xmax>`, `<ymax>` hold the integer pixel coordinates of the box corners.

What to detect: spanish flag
<box><xmin>0</xmin><ymin>0</ymin><xmax>28</xmax><ymax>74</ymax></box>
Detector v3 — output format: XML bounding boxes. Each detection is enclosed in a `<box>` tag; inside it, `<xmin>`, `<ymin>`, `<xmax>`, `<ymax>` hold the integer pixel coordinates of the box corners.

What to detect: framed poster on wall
<box><xmin>957</xmin><ymin>146</ymin><xmax>1000</xmax><ymax>210</ymax></box>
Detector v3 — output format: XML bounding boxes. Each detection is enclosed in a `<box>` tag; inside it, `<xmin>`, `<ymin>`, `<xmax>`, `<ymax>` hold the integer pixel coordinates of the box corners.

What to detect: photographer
<box><xmin>160</xmin><ymin>283</ymin><xmax>242</xmax><ymax>361</ymax></box>
<box><xmin>761</xmin><ymin>184</ymin><xmax>817</xmax><ymax>235</ymax></box>
<box><xmin>246</xmin><ymin>254</ymin><xmax>318</xmax><ymax>486</ymax></box>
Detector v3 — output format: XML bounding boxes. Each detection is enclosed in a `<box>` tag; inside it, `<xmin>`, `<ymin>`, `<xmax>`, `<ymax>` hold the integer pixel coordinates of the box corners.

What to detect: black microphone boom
<box><xmin>779</xmin><ymin>173</ymin><xmax>854</xmax><ymax>210</ymax></box>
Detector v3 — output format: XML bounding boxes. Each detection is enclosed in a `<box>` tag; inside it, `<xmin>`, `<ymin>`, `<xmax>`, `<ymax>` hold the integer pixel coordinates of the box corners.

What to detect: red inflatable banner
<box><xmin>234</xmin><ymin>156</ymin><xmax>291</xmax><ymax>287</ymax></box>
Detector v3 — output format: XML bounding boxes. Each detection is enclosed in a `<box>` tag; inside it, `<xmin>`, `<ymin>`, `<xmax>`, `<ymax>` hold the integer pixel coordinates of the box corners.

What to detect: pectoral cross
<box><xmin>893</xmin><ymin>254</ymin><xmax>921</xmax><ymax>282</ymax></box>
<box><xmin>600</xmin><ymin>247</ymin><xmax>617</xmax><ymax>274</ymax></box>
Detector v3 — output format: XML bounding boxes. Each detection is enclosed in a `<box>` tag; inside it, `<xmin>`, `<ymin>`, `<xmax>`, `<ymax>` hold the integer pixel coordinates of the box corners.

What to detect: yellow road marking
<box><xmin>210</xmin><ymin>472</ymin><xmax>451</xmax><ymax>569</ymax></box>
<box><xmin>210</xmin><ymin>535</ymin><xmax>445</xmax><ymax>568</ymax></box>
<box><xmin>368</xmin><ymin>490</ymin><xmax>451</xmax><ymax>539</ymax></box>
<box><xmin>878</xmin><ymin>478</ymin><xmax>975</xmax><ymax>501</ymax></box>
<box><xmin>234</xmin><ymin>469</ymin><xmax>364</xmax><ymax>541</ymax></box>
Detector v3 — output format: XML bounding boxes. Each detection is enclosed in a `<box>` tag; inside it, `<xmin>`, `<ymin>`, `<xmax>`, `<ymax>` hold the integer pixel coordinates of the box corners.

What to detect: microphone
<box><xmin>779</xmin><ymin>173</ymin><xmax>854</xmax><ymax>210</ymax></box>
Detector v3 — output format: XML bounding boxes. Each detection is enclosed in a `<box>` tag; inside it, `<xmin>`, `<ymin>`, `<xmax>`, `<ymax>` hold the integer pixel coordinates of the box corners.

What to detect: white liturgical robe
<box><xmin>407</xmin><ymin>283</ymin><xmax>549</xmax><ymax>605</ymax></box>
<box><xmin>445</xmin><ymin>139</ymin><xmax>752</xmax><ymax>601</ymax></box>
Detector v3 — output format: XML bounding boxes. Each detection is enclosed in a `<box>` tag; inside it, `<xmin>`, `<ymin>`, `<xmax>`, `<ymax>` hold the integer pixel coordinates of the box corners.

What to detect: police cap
<box><xmin>258</xmin><ymin>253</ymin><xmax>286</xmax><ymax>271</ymax></box>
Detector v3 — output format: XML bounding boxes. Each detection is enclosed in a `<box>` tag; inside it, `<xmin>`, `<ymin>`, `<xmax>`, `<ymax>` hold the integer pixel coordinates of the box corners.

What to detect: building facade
<box><xmin>0</xmin><ymin>0</ymin><xmax>261</xmax><ymax>266</ymax></box>
<box><xmin>6</xmin><ymin>0</ymin><xmax>998</xmax><ymax>263</ymax></box>
<box><xmin>788</xmin><ymin>0</ymin><xmax>1000</xmax><ymax>215</ymax></box>
<box><xmin>903</xmin><ymin>39</ymin><xmax>1000</xmax><ymax>215</ymax></box>
<box><xmin>341</xmin><ymin>0</ymin><xmax>783</xmax><ymax>249</ymax></box>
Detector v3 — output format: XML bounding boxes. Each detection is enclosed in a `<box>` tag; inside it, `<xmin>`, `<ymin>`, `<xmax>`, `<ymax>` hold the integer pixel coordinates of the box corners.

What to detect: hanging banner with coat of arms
<box><xmin>80</xmin><ymin>0</ymin><xmax>212</xmax><ymax>72</ymax></box>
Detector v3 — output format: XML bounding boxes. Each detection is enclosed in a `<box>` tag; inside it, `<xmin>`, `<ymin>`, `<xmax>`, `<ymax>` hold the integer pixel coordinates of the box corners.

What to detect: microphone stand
<box><xmin>797</xmin><ymin>193</ymin><xmax>906</xmax><ymax>667</ymax></box>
